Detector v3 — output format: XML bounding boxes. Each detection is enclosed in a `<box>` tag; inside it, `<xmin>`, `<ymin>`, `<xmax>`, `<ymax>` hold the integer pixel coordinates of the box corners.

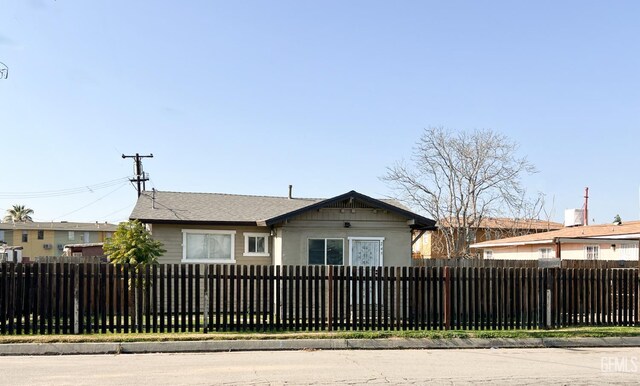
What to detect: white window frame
<box><xmin>181</xmin><ymin>229</ymin><xmax>236</xmax><ymax>264</ymax></box>
<box><xmin>243</xmin><ymin>232</ymin><xmax>270</xmax><ymax>257</ymax></box>
<box><xmin>348</xmin><ymin>237</ymin><xmax>385</xmax><ymax>266</ymax></box>
<box><xmin>584</xmin><ymin>245</ymin><xmax>599</xmax><ymax>260</ymax></box>
<box><xmin>308</xmin><ymin>238</ymin><xmax>345</xmax><ymax>265</ymax></box>
<box><xmin>484</xmin><ymin>250</ymin><xmax>493</xmax><ymax>259</ymax></box>
<box><xmin>539</xmin><ymin>248</ymin><xmax>553</xmax><ymax>259</ymax></box>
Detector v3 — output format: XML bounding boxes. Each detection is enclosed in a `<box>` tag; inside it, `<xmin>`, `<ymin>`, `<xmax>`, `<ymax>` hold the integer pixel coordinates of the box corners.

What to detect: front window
<box><xmin>37</xmin><ymin>230</ymin><xmax>44</xmax><ymax>240</ymax></box>
<box><xmin>539</xmin><ymin>248</ymin><xmax>553</xmax><ymax>259</ymax></box>
<box><xmin>68</xmin><ymin>231</ymin><xmax>75</xmax><ymax>241</ymax></box>
<box><xmin>618</xmin><ymin>243</ymin><xmax>637</xmax><ymax>259</ymax></box>
<box><xmin>182</xmin><ymin>230</ymin><xmax>236</xmax><ymax>263</ymax></box>
<box><xmin>243</xmin><ymin>233</ymin><xmax>269</xmax><ymax>256</ymax></box>
<box><xmin>22</xmin><ymin>231</ymin><xmax>28</xmax><ymax>243</ymax></box>
<box><xmin>484</xmin><ymin>250</ymin><xmax>493</xmax><ymax>259</ymax></box>
<box><xmin>308</xmin><ymin>238</ymin><xmax>344</xmax><ymax>265</ymax></box>
<box><xmin>585</xmin><ymin>245</ymin><xmax>599</xmax><ymax>260</ymax></box>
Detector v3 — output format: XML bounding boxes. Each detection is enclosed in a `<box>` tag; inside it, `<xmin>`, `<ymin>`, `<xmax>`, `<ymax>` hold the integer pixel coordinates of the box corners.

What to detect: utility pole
<box><xmin>583</xmin><ymin>187</ymin><xmax>589</xmax><ymax>226</ymax></box>
<box><xmin>122</xmin><ymin>153</ymin><xmax>153</xmax><ymax>197</ymax></box>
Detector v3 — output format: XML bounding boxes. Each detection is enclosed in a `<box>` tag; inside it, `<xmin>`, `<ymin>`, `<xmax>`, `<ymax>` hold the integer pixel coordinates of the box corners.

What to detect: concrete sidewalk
<box><xmin>1</xmin><ymin>337</ymin><xmax>640</xmax><ymax>356</ymax></box>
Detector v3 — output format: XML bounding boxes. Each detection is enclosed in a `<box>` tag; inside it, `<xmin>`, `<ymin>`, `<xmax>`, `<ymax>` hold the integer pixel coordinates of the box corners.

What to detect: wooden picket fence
<box><xmin>0</xmin><ymin>262</ymin><xmax>638</xmax><ymax>334</ymax></box>
<box><xmin>412</xmin><ymin>258</ymin><xmax>639</xmax><ymax>269</ymax></box>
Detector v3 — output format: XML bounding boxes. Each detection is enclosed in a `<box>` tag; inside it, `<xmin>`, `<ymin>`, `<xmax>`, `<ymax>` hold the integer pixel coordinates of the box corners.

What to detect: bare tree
<box><xmin>383</xmin><ymin>127</ymin><xmax>539</xmax><ymax>258</ymax></box>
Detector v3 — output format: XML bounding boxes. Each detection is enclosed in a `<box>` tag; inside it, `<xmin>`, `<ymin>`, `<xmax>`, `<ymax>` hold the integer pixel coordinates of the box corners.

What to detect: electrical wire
<box><xmin>100</xmin><ymin>204</ymin><xmax>135</xmax><ymax>219</ymax></box>
<box><xmin>0</xmin><ymin>177</ymin><xmax>131</xmax><ymax>199</ymax></box>
<box><xmin>51</xmin><ymin>182</ymin><xmax>129</xmax><ymax>220</ymax></box>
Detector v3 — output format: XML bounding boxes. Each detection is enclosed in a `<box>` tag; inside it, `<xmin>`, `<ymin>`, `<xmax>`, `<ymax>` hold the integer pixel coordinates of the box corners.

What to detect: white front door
<box><xmin>349</xmin><ymin>238</ymin><xmax>384</xmax><ymax>267</ymax></box>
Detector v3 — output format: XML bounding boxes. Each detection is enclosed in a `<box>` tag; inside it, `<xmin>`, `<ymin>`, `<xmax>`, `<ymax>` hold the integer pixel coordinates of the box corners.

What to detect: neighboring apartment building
<box><xmin>0</xmin><ymin>221</ymin><xmax>118</xmax><ymax>259</ymax></box>
<box><xmin>414</xmin><ymin>217</ymin><xmax>563</xmax><ymax>259</ymax></box>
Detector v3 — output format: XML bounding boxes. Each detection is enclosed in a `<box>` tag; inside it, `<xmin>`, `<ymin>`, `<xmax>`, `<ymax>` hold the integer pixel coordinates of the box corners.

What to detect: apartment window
<box><xmin>37</xmin><ymin>230</ymin><xmax>44</xmax><ymax>240</ymax></box>
<box><xmin>68</xmin><ymin>231</ymin><xmax>75</xmax><ymax>241</ymax></box>
<box><xmin>182</xmin><ymin>230</ymin><xmax>236</xmax><ymax>263</ymax></box>
<box><xmin>308</xmin><ymin>238</ymin><xmax>344</xmax><ymax>265</ymax></box>
<box><xmin>243</xmin><ymin>233</ymin><xmax>269</xmax><ymax>256</ymax></box>
<box><xmin>81</xmin><ymin>232</ymin><xmax>90</xmax><ymax>243</ymax></box>
<box><xmin>105</xmin><ymin>232</ymin><xmax>113</xmax><ymax>239</ymax></box>
<box><xmin>0</xmin><ymin>230</ymin><xmax>4</xmax><ymax>242</ymax></box>
<box><xmin>484</xmin><ymin>250</ymin><xmax>493</xmax><ymax>259</ymax></box>
<box><xmin>539</xmin><ymin>248</ymin><xmax>553</xmax><ymax>259</ymax></box>
<box><xmin>22</xmin><ymin>231</ymin><xmax>28</xmax><ymax>243</ymax></box>
<box><xmin>585</xmin><ymin>245</ymin><xmax>599</xmax><ymax>260</ymax></box>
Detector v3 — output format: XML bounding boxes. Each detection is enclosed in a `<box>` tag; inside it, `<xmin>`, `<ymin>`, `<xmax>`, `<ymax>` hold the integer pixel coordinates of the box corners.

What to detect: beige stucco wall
<box><xmin>484</xmin><ymin>241</ymin><xmax>639</xmax><ymax>261</ymax></box>
<box><xmin>277</xmin><ymin>208</ymin><xmax>412</xmax><ymax>267</ymax></box>
<box><xmin>149</xmin><ymin>223</ymin><xmax>273</xmax><ymax>265</ymax></box>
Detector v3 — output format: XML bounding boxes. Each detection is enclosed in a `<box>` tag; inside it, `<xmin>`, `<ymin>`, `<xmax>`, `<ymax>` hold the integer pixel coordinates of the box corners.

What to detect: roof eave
<box><xmin>131</xmin><ymin>218</ymin><xmax>261</xmax><ymax>227</ymax></box>
<box><xmin>470</xmin><ymin>239</ymin><xmax>554</xmax><ymax>248</ymax></box>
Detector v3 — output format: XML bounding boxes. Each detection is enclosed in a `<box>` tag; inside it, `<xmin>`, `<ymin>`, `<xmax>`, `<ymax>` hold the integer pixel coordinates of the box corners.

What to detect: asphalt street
<box><xmin>2</xmin><ymin>347</ymin><xmax>639</xmax><ymax>385</ymax></box>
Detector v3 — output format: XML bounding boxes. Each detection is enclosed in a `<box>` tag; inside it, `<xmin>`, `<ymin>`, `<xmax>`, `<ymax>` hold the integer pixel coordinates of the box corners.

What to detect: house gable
<box><xmin>264</xmin><ymin>191</ymin><xmax>436</xmax><ymax>230</ymax></box>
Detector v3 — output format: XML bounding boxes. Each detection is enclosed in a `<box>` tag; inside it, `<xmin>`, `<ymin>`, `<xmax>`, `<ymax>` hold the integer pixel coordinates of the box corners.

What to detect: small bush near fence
<box><xmin>0</xmin><ymin>262</ymin><xmax>638</xmax><ymax>335</ymax></box>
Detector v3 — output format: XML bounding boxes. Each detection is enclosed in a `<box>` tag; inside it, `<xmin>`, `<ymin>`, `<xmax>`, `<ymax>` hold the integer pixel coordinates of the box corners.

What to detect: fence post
<box><xmin>444</xmin><ymin>266</ymin><xmax>451</xmax><ymax>330</ymax></box>
<box><xmin>546</xmin><ymin>289</ymin><xmax>551</xmax><ymax>329</ymax></box>
<box><xmin>73</xmin><ymin>264</ymin><xmax>80</xmax><ymax>334</ymax></box>
<box><xmin>545</xmin><ymin>268</ymin><xmax>553</xmax><ymax>329</ymax></box>
<box><xmin>203</xmin><ymin>264</ymin><xmax>209</xmax><ymax>333</ymax></box>
<box><xmin>327</xmin><ymin>265</ymin><xmax>333</xmax><ymax>332</ymax></box>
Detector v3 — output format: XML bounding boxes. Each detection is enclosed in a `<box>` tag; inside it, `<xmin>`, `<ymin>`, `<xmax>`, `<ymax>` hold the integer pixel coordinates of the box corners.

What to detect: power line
<box><xmin>100</xmin><ymin>203</ymin><xmax>136</xmax><ymax>219</ymax></box>
<box><xmin>51</xmin><ymin>182</ymin><xmax>129</xmax><ymax>220</ymax></box>
<box><xmin>0</xmin><ymin>177</ymin><xmax>130</xmax><ymax>199</ymax></box>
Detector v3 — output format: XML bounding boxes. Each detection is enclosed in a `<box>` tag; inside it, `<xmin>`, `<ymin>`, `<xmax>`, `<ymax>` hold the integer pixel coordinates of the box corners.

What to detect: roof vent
<box><xmin>288</xmin><ymin>185</ymin><xmax>293</xmax><ymax>199</ymax></box>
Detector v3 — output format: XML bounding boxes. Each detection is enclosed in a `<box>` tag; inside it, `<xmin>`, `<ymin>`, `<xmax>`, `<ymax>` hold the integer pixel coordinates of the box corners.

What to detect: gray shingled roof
<box><xmin>130</xmin><ymin>191</ymin><xmax>323</xmax><ymax>223</ymax></box>
<box><xmin>129</xmin><ymin>190</ymin><xmax>415</xmax><ymax>225</ymax></box>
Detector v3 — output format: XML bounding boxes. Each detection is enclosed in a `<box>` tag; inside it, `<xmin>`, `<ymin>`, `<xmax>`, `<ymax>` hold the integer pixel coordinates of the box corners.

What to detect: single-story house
<box><xmin>129</xmin><ymin>189</ymin><xmax>436</xmax><ymax>267</ymax></box>
<box><xmin>63</xmin><ymin>242</ymin><xmax>107</xmax><ymax>257</ymax></box>
<box><xmin>414</xmin><ymin>217</ymin><xmax>563</xmax><ymax>259</ymax></box>
<box><xmin>470</xmin><ymin>221</ymin><xmax>640</xmax><ymax>261</ymax></box>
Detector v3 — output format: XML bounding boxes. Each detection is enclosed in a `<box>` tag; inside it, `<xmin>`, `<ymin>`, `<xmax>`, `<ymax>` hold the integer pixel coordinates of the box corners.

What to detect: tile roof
<box><xmin>438</xmin><ymin>217</ymin><xmax>563</xmax><ymax>230</ymax></box>
<box><xmin>130</xmin><ymin>190</ymin><xmax>416</xmax><ymax>225</ymax></box>
<box><xmin>0</xmin><ymin>221</ymin><xmax>118</xmax><ymax>232</ymax></box>
<box><xmin>471</xmin><ymin>221</ymin><xmax>640</xmax><ymax>248</ymax></box>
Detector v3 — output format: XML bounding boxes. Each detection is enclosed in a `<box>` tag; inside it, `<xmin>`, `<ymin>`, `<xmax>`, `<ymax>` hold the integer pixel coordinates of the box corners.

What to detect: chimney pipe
<box><xmin>152</xmin><ymin>188</ymin><xmax>157</xmax><ymax>209</ymax></box>
<box><xmin>288</xmin><ymin>185</ymin><xmax>293</xmax><ymax>199</ymax></box>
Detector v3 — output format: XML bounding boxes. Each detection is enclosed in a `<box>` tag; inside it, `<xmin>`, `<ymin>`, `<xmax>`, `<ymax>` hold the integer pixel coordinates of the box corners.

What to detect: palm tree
<box><xmin>4</xmin><ymin>205</ymin><xmax>34</xmax><ymax>223</ymax></box>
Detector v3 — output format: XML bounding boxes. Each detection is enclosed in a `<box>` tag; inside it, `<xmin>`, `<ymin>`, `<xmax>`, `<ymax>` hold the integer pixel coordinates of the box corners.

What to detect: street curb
<box><xmin>1</xmin><ymin>337</ymin><xmax>640</xmax><ymax>356</ymax></box>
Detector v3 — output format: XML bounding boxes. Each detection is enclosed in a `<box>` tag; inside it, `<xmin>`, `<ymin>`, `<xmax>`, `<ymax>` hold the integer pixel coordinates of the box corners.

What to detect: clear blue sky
<box><xmin>1</xmin><ymin>1</ymin><xmax>639</xmax><ymax>225</ymax></box>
